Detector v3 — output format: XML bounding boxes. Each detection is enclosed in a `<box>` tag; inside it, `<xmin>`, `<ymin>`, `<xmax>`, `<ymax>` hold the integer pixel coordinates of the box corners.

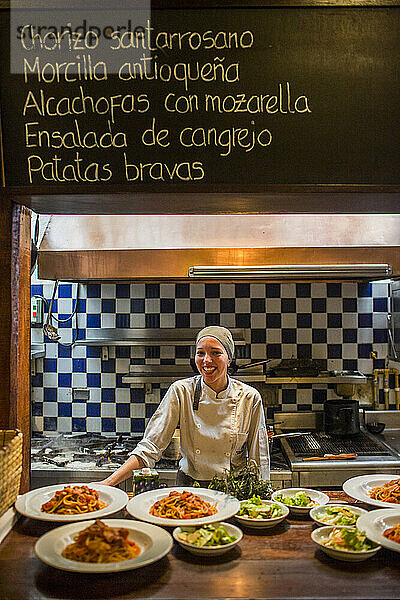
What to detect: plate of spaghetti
<box><xmin>357</xmin><ymin>509</ymin><xmax>400</xmax><ymax>554</ymax></box>
<box><xmin>34</xmin><ymin>519</ymin><xmax>173</xmax><ymax>572</ymax></box>
<box><xmin>15</xmin><ymin>483</ymin><xmax>128</xmax><ymax>522</ymax></box>
<box><xmin>343</xmin><ymin>474</ymin><xmax>400</xmax><ymax>509</ymax></box>
<box><xmin>126</xmin><ymin>487</ymin><xmax>240</xmax><ymax>527</ymax></box>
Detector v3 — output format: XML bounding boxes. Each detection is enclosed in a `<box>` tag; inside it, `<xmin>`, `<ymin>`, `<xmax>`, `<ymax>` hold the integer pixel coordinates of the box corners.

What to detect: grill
<box><xmin>285</xmin><ymin>432</ymin><xmax>391</xmax><ymax>457</ymax></box>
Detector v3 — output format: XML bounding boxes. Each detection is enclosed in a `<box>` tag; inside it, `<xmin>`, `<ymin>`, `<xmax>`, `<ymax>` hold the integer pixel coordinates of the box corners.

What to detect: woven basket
<box><xmin>0</xmin><ymin>430</ymin><xmax>23</xmax><ymax>517</ymax></box>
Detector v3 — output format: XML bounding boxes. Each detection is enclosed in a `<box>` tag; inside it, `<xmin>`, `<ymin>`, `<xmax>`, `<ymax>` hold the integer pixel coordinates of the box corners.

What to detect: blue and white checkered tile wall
<box><xmin>30</xmin><ymin>280</ymin><xmax>391</xmax><ymax>436</ymax></box>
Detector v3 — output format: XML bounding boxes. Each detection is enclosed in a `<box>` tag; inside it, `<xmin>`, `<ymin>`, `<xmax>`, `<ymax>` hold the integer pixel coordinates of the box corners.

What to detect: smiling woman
<box><xmin>97</xmin><ymin>326</ymin><xmax>270</xmax><ymax>489</ymax></box>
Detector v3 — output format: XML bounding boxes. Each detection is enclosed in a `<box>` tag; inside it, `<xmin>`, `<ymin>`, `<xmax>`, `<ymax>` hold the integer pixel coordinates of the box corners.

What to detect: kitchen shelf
<box><xmin>122</xmin><ymin>363</ymin><xmax>265</xmax><ymax>384</ymax></box>
<box><xmin>74</xmin><ymin>328</ymin><xmax>248</xmax><ymax>346</ymax></box>
<box><xmin>265</xmin><ymin>374</ymin><xmax>367</xmax><ymax>384</ymax></box>
<box><xmin>30</xmin><ymin>344</ymin><xmax>45</xmax><ymax>360</ymax></box>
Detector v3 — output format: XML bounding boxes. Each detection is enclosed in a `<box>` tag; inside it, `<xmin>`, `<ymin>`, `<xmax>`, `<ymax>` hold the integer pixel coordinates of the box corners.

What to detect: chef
<box><xmin>98</xmin><ymin>326</ymin><xmax>270</xmax><ymax>487</ymax></box>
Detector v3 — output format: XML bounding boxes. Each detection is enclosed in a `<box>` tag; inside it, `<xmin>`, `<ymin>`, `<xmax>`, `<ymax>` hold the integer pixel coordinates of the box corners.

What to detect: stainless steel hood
<box><xmin>37</xmin><ymin>214</ymin><xmax>400</xmax><ymax>280</ymax></box>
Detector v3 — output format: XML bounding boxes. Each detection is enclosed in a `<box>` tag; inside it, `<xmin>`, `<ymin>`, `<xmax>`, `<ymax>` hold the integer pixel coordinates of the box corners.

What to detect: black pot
<box><xmin>324</xmin><ymin>399</ymin><xmax>360</xmax><ymax>437</ymax></box>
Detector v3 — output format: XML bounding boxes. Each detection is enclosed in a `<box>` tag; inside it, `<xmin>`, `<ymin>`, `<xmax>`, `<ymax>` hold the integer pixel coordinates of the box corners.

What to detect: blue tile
<box><xmin>343</xmin><ymin>359</ymin><xmax>358</xmax><ymax>371</ymax></box>
<box><xmin>373</xmin><ymin>298</ymin><xmax>388</xmax><ymax>312</ymax></box>
<box><xmin>220</xmin><ymin>298</ymin><xmax>235</xmax><ymax>313</ymax></box>
<box><xmin>58</xmin><ymin>345</ymin><xmax>72</xmax><ymax>358</ymax></box>
<box><xmin>282</xmin><ymin>389</ymin><xmax>296</xmax><ymax>404</ymax></box>
<box><xmin>87</xmin><ymin>346</ymin><xmax>101</xmax><ymax>358</ymax></box>
<box><xmin>32</xmin><ymin>402</ymin><xmax>43</xmax><ymax>416</ymax></box>
<box><xmin>312</xmin><ymin>389</ymin><xmax>327</xmax><ymax>403</ymax></box>
<box><xmin>266</xmin><ymin>283</ymin><xmax>280</xmax><ymax>298</ymax></box>
<box><xmin>312</xmin><ymin>329</ymin><xmax>327</xmax><ymax>343</ymax></box>
<box><xmin>373</xmin><ymin>358</ymin><xmax>386</xmax><ymax>370</ymax></box>
<box><xmin>130</xmin><ymin>388</ymin><xmax>145</xmax><ymax>403</ymax></box>
<box><xmin>102</xmin><ymin>299</ymin><xmax>115</xmax><ymax>313</ymax></box>
<box><xmin>358</xmin><ymin>313</ymin><xmax>372</xmax><ymax>328</ymax></box>
<box><xmin>358</xmin><ymin>343</ymin><xmax>372</xmax><ymax>358</ymax></box>
<box><xmin>116</xmin><ymin>404</ymin><xmax>130</xmax><ymax>418</ymax></box>
<box><xmin>235</xmin><ymin>283</ymin><xmax>250</xmax><ymax>297</ymax></box>
<box><xmin>175</xmin><ymin>313</ymin><xmax>190</xmax><ymax>328</ymax></box>
<box><xmin>312</xmin><ymin>298</ymin><xmax>326</xmax><ymax>313</ymax></box>
<box><xmin>266</xmin><ymin>344</ymin><xmax>281</xmax><ymax>358</ymax></box>
<box><xmin>205</xmin><ymin>314</ymin><xmax>220</xmax><ymax>326</ymax></box>
<box><xmin>175</xmin><ymin>346</ymin><xmax>190</xmax><ymax>359</ymax></box>
<box><xmin>205</xmin><ymin>284</ymin><xmax>220</xmax><ymax>298</ymax></box>
<box><xmin>76</xmin><ymin>299</ymin><xmax>86</xmax><ymax>313</ymax></box>
<box><xmin>297</xmin><ymin>344</ymin><xmax>312</xmax><ymax>358</ymax></box>
<box><xmin>145</xmin><ymin>314</ymin><xmax>160</xmax><ymax>328</ymax></box>
<box><xmin>296</xmin><ymin>283</ymin><xmax>311</xmax><ymax>298</ymax></box>
<box><xmin>87</xmin><ymin>403</ymin><xmax>101</xmax><ymax>417</ymax></box>
<box><xmin>327</xmin><ymin>283</ymin><xmax>342</xmax><ymax>297</ymax></box>
<box><xmin>175</xmin><ymin>283</ymin><xmax>189</xmax><ymax>298</ymax></box>
<box><xmin>43</xmin><ymin>358</ymin><xmax>57</xmax><ymax>372</ymax></box>
<box><xmin>116</xmin><ymin>374</ymin><xmax>130</xmax><ymax>388</ymax></box>
<box><xmin>328</xmin><ymin>345</ymin><xmax>342</xmax><ymax>358</ymax></box>
<box><xmin>116</xmin><ymin>346</ymin><xmax>130</xmax><ymax>358</ymax></box>
<box><xmin>58</xmin><ymin>284</ymin><xmax>72</xmax><ymax>298</ymax></box>
<box><xmin>328</xmin><ymin>313</ymin><xmax>342</xmax><ymax>328</ymax></box>
<box><xmin>343</xmin><ymin>329</ymin><xmax>357</xmax><ymax>343</ymax></box>
<box><xmin>57</xmin><ymin>314</ymin><xmax>74</xmax><ymax>329</ymax></box>
<box><xmin>87</xmin><ymin>314</ymin><xmax>101</xmax><ymax>328</ymax></box>
<box><xmin>72</xmin><ymin>418</ymin><xmax>86</xmax><ymax>432</ymax></box>
<box><xmin>101</xmin><ymin>359</ymin><xmax>116</xmax><ymax>373</ymax></box>
<box><xmin>58</xmin><ymin>373</ymin><xmax>72</xmax><ymax>387</ymax></box>
<box><xmin>251</xmin><ymin>298</ymin><xmax>265</xmax><ymax>313</ymax></box>
<box><xmin>191</xmin><ymin>298</ymin><xmax>205</xmax><ymax>313</ymax></box>
<box><xmin>373</xmin><ymin>329</ymin><xmax>387</xmax><ymax>343</ymax></box>
<box><xmin>266</xmin><ymin>314</ymin><xmax>281</xmax><ymax>328</ymax></box>
<box><xmin>43</xmin><ymin>299</ymin><xmax>57</xmax><ymax>314</ymax></box>
<box><xmin>116</xmin><ymin>284</ymin><xmax>130</xmax><ymax>298</ymax></box>
<box><xmin>145</xmin><ymin>404</ymin><xmax>158</xmax><ymax>418</ymax></box>
<box><xmin>87</xmin><ymin>284</ymin><xmax>101</xmax><ymax>298</ymax></box>
<box><xmin>73</xmin><ymin>358</ymin><xmax>86</xmax><ymax>372</ymax></box>
<box><xmin>44</xmin><ymin>417</ymin><xmax>57</xmax><ymax>431</ymax></box>
<box><xmin>31</xmin><ymin>373</ymin><xmax>43</xmax><ymax>387</ymax></box>
<box><xmin>236</xmin><ymin>313</ymin><xmax>251</xmax><ymax>328</ymax></box>
<box><xmin>160</xmin><ymin>299</ymin><xmax>175</xmax><ymax>313</ymax></box>
<box><xmin>87</xmin><ymin>373</ymin><xmax>101</xmax><ymax>387</ymax></box>
<box><xmin>343</xmin><ymin>298</ymin><xmax>357</xmax><ymax>312</ymax></box>
<box><xmin>102</xmin><ymin>388</ymin><xmax>115</xmax><ymax>402</ymax></box>
<box><xmin>251</xmin><ymin>329</ymin><xmax>266</xmax><ymax>343</ymax></box>
<box><xmin>145</xmin><ymin>347</ymin><xmax>160</xmax><ymax>359</ymax></box>
<box><xmin>358</xmin><ymin>283</ymin><xmax>372</xmax><ymax>297</ymax></box>
<box><xmin>58</xmin><ymin>403</ymin><xmax>72</xmax><ymax>417</ymax></box>
<box><xmin>298</xmin><ymin>404</ymin><xmax>312</xmax><ymax>412</ymax></box>
<box><xmin>282</xmin><ymin>329</ymin><xmax>296</xmax><ymax>343</ymax></box>
<box><xmin>281</xmin><ymin>298</ymin><xmax>296</xmax><ymax>313</ymax></box>
<box><xmin>131</xmin><ymin>418</ymin><xmax>145</xmax><ymax>433</ymax></box>
<box><xmin>297</xmin><ymin>313</ymin><xmax>312</xmax><ymax>328</ymax></box>
<box><xmin>44</xmin><ymin>388</ymin><xmax>57</xmax><ymax>402</ymax></box>
<box><xmin>131</xmin><ymin>299</ymin><xmax>145</xmax><ymax>313</ymax></box>
<box><xmin>31</xmin><ymin>284</ymin><xmax>44</xmax><ymax>297</ymax></box>
<box><xmin>145</xmin><ymin>284</ymin><xmax>160</xmax><ymax>298</ymax></box>
<box><xmin>102</xmin><ymin>418</ymin><xmax>116</xmax><ymax>432</ymax></box>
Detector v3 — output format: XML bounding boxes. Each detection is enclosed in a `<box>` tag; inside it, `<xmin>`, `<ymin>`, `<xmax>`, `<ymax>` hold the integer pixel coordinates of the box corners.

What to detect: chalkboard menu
<box><xmin>1</xmin><ymin>2</ymin><xmax>399</xmax><ymax>197</ymax></box>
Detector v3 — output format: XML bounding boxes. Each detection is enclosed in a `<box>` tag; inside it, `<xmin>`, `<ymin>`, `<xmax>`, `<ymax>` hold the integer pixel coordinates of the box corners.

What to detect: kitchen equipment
<box><xmin>324</xmin><ymin>399</ymin><xmax>360</xmax><ymax>437</ymax></box>
<box><xmin>302</xmin><ymin>453</ymin><xmax>358</xmax><ymax>461</ymax></box>
<box><xmin>366</xmin><ymin>422</ymin><xmax>386</xmax><ymax>434</ymax></box>
<box><xmin>190</xmin><ymin>358</ymin><xmax>270</xmax><ymax>375</ymax></box>
<box><xmin>43</xmin><ymin>280</ymin><xmax>60</xmax><ymax>341</ymax></box>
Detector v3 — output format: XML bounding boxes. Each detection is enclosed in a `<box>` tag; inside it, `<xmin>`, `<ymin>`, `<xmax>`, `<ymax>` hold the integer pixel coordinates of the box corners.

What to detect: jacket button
<box><xmin>195</xmin><ymin>449</ymin><xmax>201</xmax><ymax>454</ymax></box>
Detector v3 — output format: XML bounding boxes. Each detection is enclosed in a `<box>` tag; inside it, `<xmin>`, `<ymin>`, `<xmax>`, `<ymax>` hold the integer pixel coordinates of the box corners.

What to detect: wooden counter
<box><xmin>0</xmin><ymin>493</ymin><xmax>398</xmax><ymax>600</ymax></box>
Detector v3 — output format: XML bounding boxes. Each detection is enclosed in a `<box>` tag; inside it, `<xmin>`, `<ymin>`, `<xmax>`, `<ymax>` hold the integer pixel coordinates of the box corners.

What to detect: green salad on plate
<box><xmin>274</xmin><ymin>491</ymin><xmax>318</xmax><ymax>507</ymax></box>
<box><xmin>239</xmin><ymin>495</ymin><xmax>284</xmax><ymax>519</ymax></box>
<box><xmin>177</xmin><ymin>523</ymin><xmax>237</xmax><ymax>547</ymax></box>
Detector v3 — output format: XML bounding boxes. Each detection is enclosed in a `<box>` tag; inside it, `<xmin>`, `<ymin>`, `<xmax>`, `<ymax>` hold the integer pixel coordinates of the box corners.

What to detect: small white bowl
<box><xmin>172</xmin><ymin>522</ymin><xmax>242</xmax><ymax>556</ymax></box>
<box><xmin>235</xmin><ymin>499</ymin><xmax>289</xmax><ymax>529</ymax></box>
<box><xmin>310</xmin><ymin>504</ymin><xmax>368</xmax><ymax>527</ymax></box>
<box><xmin>311</xmin><ymin>526</ymin><xmax>381</xmax><ymax>562</ymax></box>
<box><xmin>271</xmin><ymin>488</ymin><xmax>330</xmax><ymax>515</ymax></box>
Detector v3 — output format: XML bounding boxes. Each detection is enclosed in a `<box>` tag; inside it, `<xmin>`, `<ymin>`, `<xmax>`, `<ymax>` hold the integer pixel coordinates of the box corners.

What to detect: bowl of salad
<box><xmin>311</xmin><ymin>526</ymin><xmax>381</xmax><ymax>562</ymax></box>
<box><xmin>271</xmin><ymin>488</ymin><xmax>330</xmax><ymax>515</ymax></box>
<box><xmin>172</xmin><ymin>522</ymin><xmax>242</xmax><ymax>556</ymax></box>
<box><xmin>235</xmin><ymin>495</ymin><xmax>289</xmax><ymax>529</ymax></box>
<box><xmin>310</xmin><ymin>504</ymin><xmax>368</xmax><ymax>527</ymax></box>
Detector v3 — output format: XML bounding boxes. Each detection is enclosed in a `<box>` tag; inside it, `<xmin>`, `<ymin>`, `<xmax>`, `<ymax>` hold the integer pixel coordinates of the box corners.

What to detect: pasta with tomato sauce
<box><xmin>41</xmin><ymin>485</ymin><xmax>107</xmax><ymax>515</ymax></box>
<box><xmin>149</xmin><ymin>490</ymin><xmax>217</xmax><ymax>519</ymax></box>
<box><xmin>62</xmin><ymin>520</ymin><xmax>141</xmax><ymax>563</ymax></box>
<box><xmin>383</xmin><ymin>523</ymin><xmax>400</xmax><ymax>544</ymax></box>
<box><xmin>368</xmin><ymin>478</ymin><xmax>400</xmax><ymax>504</ymax></box>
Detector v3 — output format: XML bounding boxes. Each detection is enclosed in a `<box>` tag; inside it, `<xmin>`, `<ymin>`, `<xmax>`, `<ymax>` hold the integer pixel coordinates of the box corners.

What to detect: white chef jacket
<box><xmin>131</xmin><ymin>376</ymin><xmax>270</xmax><ymax>481</ymax></box>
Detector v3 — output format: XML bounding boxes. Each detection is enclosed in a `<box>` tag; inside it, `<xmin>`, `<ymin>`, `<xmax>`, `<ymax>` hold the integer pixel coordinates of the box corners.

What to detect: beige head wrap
<box><xmin>195</xmin><ymin>326</ymin><xmax>235</xmax><ymax>360</ymax></box>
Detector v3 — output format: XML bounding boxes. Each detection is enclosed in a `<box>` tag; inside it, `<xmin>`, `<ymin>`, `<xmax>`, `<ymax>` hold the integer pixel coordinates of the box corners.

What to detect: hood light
<box><xmin>188</xmin><ymin>264</ymin><xmax>392</xmax><ymax>279</ymax></box>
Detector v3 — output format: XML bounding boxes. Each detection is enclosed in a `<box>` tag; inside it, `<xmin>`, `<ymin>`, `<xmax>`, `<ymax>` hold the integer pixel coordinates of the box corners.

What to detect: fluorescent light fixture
<box><xmin>188</xmin><ymin>264</ymin><xmax>392</xmax><ymax>279</ymax></box>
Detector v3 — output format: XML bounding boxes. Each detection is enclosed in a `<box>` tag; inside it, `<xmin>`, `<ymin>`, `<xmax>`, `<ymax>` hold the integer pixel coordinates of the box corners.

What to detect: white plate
<box><xmin>311</xmin><ymin>525</ymin><xmax>381</xmax><ymax>562</ymax></box>
<box><xmin>173</xmin><ymin>521</ymin><xmax>242</xmax><ymax>556</ymax></box>
<box><xmin>310</xmin><ymin>504</ymin><xmax>368</xmax><ymax>527</ymax></box>
<box><xmin>126</xmin><ymin>487</ymin><xmax>240</xmax><ymax>527</ymax></box>
<box><xmin>343</xmin><ymin>474</ymin><xmax>400</xmax><ymax>509</ymax></box>
<box><xmin>34</xmin><ymin>519</ymin><xmax>173</xmax><ymax>572</ymax></box>
<box><xmin>357</xmin><ymin>509</ymin><xmax>400</xmax><ymax>553</ymax></box>
<box><xmin>235</xmin><ymin>499</ymin><xmax>289</xmax><ymax>529</ymax></box>
<box><xmin>15</xmin><ymin>483</ymin><xmax>128</xmax><ymax>522</ymax></box>
<box><xmin>271</xmin><ymin>488</ymin><xmax>330</xmax><ymax>515</ymax></box>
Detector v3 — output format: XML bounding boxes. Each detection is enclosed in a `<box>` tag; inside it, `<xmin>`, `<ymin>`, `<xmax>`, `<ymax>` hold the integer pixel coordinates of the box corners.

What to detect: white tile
<box><xmin>280</xmin><ymin>313</ymin><xmax>296</xmax><ymax>328</ymax></box>
<box><xmin>266</xmin><ymin>330</ymin><xmax>281</xmax><ymax>343</ymax></box>
<box><xmin>190</xmin><ymin>314</ymin><xmax>205</xmax><ymax>328</ymax></box>
<box><xmin>372</xmin><ymin>344</ymin><xmax>387</xmax><ymax>360</ymax></box>
<box><xmin>160</xmin><ymin>283</ymin><xmax>176</xmax><ymax>298</ymax></box>
<box><xmin>43</xmin><ymin>373</ymin><xmax>58</xmax><ymax>387</ymax></box>
<box><xmin>102</xmin><ymin>404</ymin><xmax>116</xmax><ymax>417</ymax></box>
<box><xmin>102</xmin><ymin>284</ymin><xmax>116</xmax><ymax>298</ymax></box>
<box><xmin>116</xmin><ymin>388</ymin><xmax>130</xmax><ymax>402</ymax></box>
<box><xmin>58</xmin><ymin>417</ymin><xmax>72</xmax><ymax>432</ymax></box>
<box><xmin>43</xmin><ymin>403</ymin><xmax>58</xmax><ymax>417</ymax></box>
<box><xmin>251</xmin><ymin>344</ymin><xmax>267</xmax><ymax>359</ymax></box>
<box><xmin>342</xmin><ymin>282</ymin><xmax>358</xmax><ymax>296</ymax></box>
<box><xmin>327</xmin><ymin>298</ymin><xmax>342</xmax><ymax>312</ymax></box>
<box><xmin>72</xmin><ymin>373</ymin><xmax>87</xmax><ymax>388</ymax></box>
<box><xmin>312</xmin><ymin>344</ymin><xmax>328</xmax><ymax>358</ymax></box>
<box><xmin>131</xmin><ymin>314</ymin><xmax>146</xmax><ymax>327</ymax></box>
<box><xmin>86</xmin><ymin>418</ymin><xmax>102</xmax><ymax>432</ymax></box>
<box><xmin>312</xmin><ymin>314</ymin><xmax>327</xmax><ymax>328</ymax></box>
<box><xmin>102</xmin><ymin>373</ymin><xmax>116</xmax><ymax>387</ymax></box>
<box><xmin>57</xmin><ymin>299</ymin><xmax>73</xmax><ymax>314</ymax></box>
<box><xmin>72</xmin><ymin>345</ymin><xmax>86</xmax><ymax>359</ymax></box>
<box><xmin>266</xmin><ymin>298</ymin><xmax>281</xmax><ymax>313</ymax></box>
<box><xmin>220</xmin><ymin>314</ymin><xmax>235</xmax><ymax>328</ymax></box>
<box><xmin>87</xmin><ymin>358</ymin><xmax>101</xmax><ymax>372</ymax></box>
<box><xmin>115</xmin><ymin>418</ymin><xmax>130</xmax><ymax>433</ymax></box>
<box><xmin>88</xmin><ymin>388</ymin><xmax>101</xmax><ymax>403</ymax></box>
<box><xmin>250</xmin><ymin>284</ymin><xmax>266</xmax><ymax>297</ymax></box>
<box><xmin>115</xmin><ymin>358</ymin><xmax>130</xmax><ymax>373</ymax></box>
<box><xmin>358</xmin><ymin>329</ymin><xmax>373</xmax><ymax>343</ymax></box>
<box><xmin>342</xmin><ymin>313</ymin><xmax>357</xmax><ymax>328</ymax></box>
<box><xmin>372</xmin><ymin>282</ymin><xmax>389</xmax><ymax>297</ymax></box>
<box><xmin>190</xmin><ymin>283</ymin><xmax>205</xmax><ymax>298</ymax></box>
<box><xmin>58</xmin><ymin>388</ymin><xmax>72</xmax><ymax>402</ymax></box>
<box><xmin>372</xmin><ymin>313</ymin><xmax>388</xmax><ymax>328</ymax></box>
<box><xmin>31</xmin><ymin>388</ymin><xmax>43</xmax><ymax>402</ymax></box>
<box><xmin>57</xmin><ymin>358</ymin><xmax>72</xmax><ymax>373</ymax></box>
<box><xmin>205</xmin><ymin>298</ymin><xmax>220</xmax><ymax>313</ymax></box>
<box><xmin>296</xmin><ymin>298</ymin><xmax>311</xmax><ymax>312</ymax></box>
<box><xmin>174</xmin><ymin>299</ymin><xmax>189</xmax><ymax>313</ymax></box>
<box><xmin>281</xmin><ymin>344</ymin><xmax>297</xmax><ymax>358</ymax></box>
<box><xmin>72</xmin><ymin>404</ymin><xmax>86</xmax><ymax>417</ymax></box>
<box><xmin>251</xmin><ymin>313</ymin><xmax>266</xmax><ymax>328</ymax></box>
<box><xmin>44</xmin><ymin>343</ymin><xmax>58</xmax><ymax>359</ymax></box>
<box><xmin>235</xmin><ymin>298</ymin><xmax>250</xmax><ymax>312</ymax></box>
<box><xmin>327</xmin><ymin>329</ymin><xmax>342</xmax><ymax>344</ymax></box>
<box><xmin>296</xmin><ymin>388</ymin><xmax>313</xmax><ymax>403</ymax></box>
<box><xmin>32</xmin><ymin>417</ymin><xmax>43</xmax><ymax>432</ymax></box>
<box><xmin>86</xmin><ymin>299</ymin><xmax>101</xmax><ymax>313</ymax></box>
<box><xmin>145</xmin><ymin>299</ymin><xmax>160</xmax><ymax>313</ymax></box>
<box><xmin>76</xmin><ymin>313</ymin><xmax>87</xmax><ymax>329</ymax></box>
<box><xmin>77</xmin><ymin>283</ymin><xmax>87</xmax><ymax>299</ymax></box>
<box><xmin>297</xmin><ymin>329</ymin><xmax>312</xmax><ymax>343</ymax></box>
<box><xmin>160</xmin><ymin>314</ymin><xmax>175</xmax><ymax>328</ymax></box>
<box><xmin>220</xmin><ymin>283</ymin><xmax>235</xmax><ymax>297</ymax></box>
<box><xmin>327</xmin><ymin>359</ymin><xmax>342</xmax><ymax>371</ymax></box>
<box><xmin>342</xmin><ymin>344</ymin><xmax>358</xmax><ymax>359</ymax></box>
<box><xmin>358</xmin><ymin>298</ymin><xmax>373</xmax><ymax>313</ymax></box>
<box><xmin>102</xmin><ymin>314</ymin><xmax>116</xmax><ymax>328</ymax></box>
<box><xmin>108</xmin><ymin>347</ymin><xmax>116</xmax><ymax>359</ymax></box>
<box><xmin>160</xmin><ymin>346</ymin><xmax>175</xmax><ymax>359</ymax></box>
<box><xmin>281</xmin><ymin>283</ymin><xmax>296</xmax><ymax>298</ymax></box>
<box><xmin>43</xmin><ymin>282</ymin><xmax>57</xmax><ymax>297</ymax></box>
<box><xmin>131</xmin><ymin>283</ymin><xmax>145</xmax><ymax>298</ymax></box>
<box><xmin>358</xmin><ymin>359</ymin><xmax>373</xmax><ymax>374</ymax></box>
<box><xmin>131</xmin><ymin>347</ymin><xmax>145</xmax><ymax>358</ymax></box>
<box><xmin>311</xmin><ymin>283</ymin><xmax>326</xmax><ymax>297</ymax></box>
<box><xmin>31</xmin><ymin>329</ymin><xmax>44</xmax><ymax>343</ymax></box>
<box><xmin>116</xmin><ymin>299</ymin><xmax>130</xmax><ymax>313</ymax></box>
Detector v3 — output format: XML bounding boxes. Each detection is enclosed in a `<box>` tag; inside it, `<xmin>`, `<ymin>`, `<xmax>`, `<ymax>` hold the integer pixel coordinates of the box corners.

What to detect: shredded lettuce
<box><xmin>323</xmin><ymin>527</ymin><xmax>374</xmax><ymax>552</ymax></box>
<box><xmin>274</xmin><ymin>491</ymin><xmax>318</xmax><ymax>507</ymax></box>
<box><xmin>178</xmin><ymin>523</ymin><xmax>237</xmax><ymax>547</ymax></box>
<box><xmin>316</xmin><ymin>506</ymin><xmax>359</xmax><ymax>526</ymax></box>
<box><xmin>239</xmin><ymin>495</ymin><xmax>284</xmax><ymax>519</ymax></box>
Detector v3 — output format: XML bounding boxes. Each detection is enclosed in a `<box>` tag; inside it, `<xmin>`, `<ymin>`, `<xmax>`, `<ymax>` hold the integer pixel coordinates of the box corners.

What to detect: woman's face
<box><xmin>195</xmin><ymin>336</ymin><xmax>230</xmax><ymax>392</ymax></box>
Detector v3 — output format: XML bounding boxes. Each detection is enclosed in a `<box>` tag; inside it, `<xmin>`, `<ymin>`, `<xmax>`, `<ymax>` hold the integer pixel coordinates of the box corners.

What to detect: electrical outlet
<box><xmin>31</xmin><ymin>297</ymin><xmax>43</xmax><ymax>325</ymax></box>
